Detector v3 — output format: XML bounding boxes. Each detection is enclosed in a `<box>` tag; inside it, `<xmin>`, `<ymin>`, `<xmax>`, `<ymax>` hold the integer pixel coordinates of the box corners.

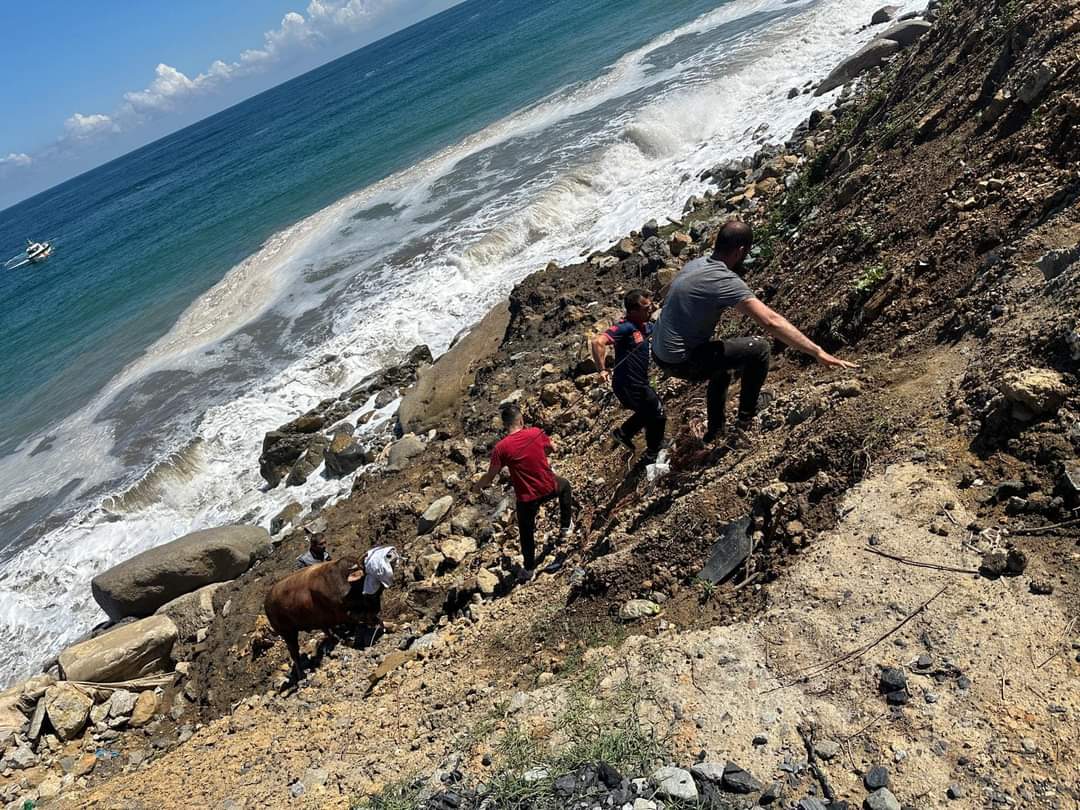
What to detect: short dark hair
<box><xmin>623</xmin><ymin>288</ymin><xmax>651</xmax><ymax>312</ymax></box>
<box><xmin>500</xmin><ymin>403</ymin><xmax>521</xmax><ymax>428</ymax></box>
<box><xmin>713</xmin><ymin>220</ymin><xmax>753</xmax><ymax>255</ymax></box>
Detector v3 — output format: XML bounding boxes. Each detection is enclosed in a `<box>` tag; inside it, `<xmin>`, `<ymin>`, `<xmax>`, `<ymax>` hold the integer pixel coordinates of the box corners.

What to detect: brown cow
<box><xmin>264</xmin><ymin>556</ymin><xmax>380</xmax><ymax>682</ymax></box>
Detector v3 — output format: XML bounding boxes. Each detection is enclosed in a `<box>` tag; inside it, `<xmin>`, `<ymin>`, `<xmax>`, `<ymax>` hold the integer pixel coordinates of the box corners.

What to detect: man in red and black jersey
<box><xmin>474</xmin><ymin>404</ymin><xmax>573</xmax><ymax>582</ymax></box>
<box><xmin>591</xmin><ymin>288</ymin><xmax>666</xmax><ymax>460</ymax></box>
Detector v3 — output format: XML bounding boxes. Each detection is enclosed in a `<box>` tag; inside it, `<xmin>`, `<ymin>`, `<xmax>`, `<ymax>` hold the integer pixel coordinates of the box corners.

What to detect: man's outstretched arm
<box><xmin>736</xmin><ymin>297</ymin><xmax>858</xmax><ymax>369</ymax></box>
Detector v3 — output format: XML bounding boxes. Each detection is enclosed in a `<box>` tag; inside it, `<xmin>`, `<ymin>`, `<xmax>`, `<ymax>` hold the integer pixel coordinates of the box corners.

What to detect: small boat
<box><xmin>4</xmin><ymin>239</ymin><xmax>53</xmax><ymax>270</ymax></box>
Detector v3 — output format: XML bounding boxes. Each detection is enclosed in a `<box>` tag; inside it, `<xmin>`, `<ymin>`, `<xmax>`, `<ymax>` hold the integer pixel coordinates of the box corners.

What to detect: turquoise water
<box><xmin>0</xmin><ymin>0</ymin><xmax>902</xmax><ymax>685</ymax></box>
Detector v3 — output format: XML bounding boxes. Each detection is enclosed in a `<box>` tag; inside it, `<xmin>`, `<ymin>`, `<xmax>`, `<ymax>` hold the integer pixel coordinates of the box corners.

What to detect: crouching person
<box><xmin>474</xmin><ymin>404</ymin><xmax>572</xmax><ymax>583</ymax></box>
<box><xmin>591</xmin><ymin>288</ymin><xmax>666</xmax><ymax>461</ymax></box>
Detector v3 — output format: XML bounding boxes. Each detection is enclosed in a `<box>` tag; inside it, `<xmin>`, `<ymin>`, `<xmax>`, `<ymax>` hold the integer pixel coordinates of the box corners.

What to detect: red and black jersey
<box><xmin>603</xmin><ymin>319</ymin><xmax>652</xmax><ymax>390</ymax></box>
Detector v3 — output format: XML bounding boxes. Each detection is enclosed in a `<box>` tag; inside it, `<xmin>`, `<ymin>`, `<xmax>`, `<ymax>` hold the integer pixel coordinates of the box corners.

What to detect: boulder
<box><xmin>398</xmin><ymin>301</ymin><xmax>510</xmax><ymax>433</ymax></box>
<box><xmin>270</xmin><ymin>502</ymin><xmax>302</xmax><ymax>535</ymax></box>
<box><xmin>0</xmin><ymin>684</ymin><xmax>28</xmax><ymax>740</ymax></box>
<box><xmin>44</xmin><ymin>683</ymin><xmax>93</xmax><ymax>740</ymax></box>
<box><xmin>323</xmin><ymin>428</ymin><xmax>372</xmax><ymax>477</ymax></box>
<box><xmin>669</xmin><ymin>232</ymin><xmax>692</xmax><ymax>256</ymax></box>
<box><xmin>1000</xmin><ymin>368</ymin><xmax>1069</xmax><ymax>421</ymax></box>
<box><xmin>91</xmin><ymin>525</ymin><xmax>270</xmax><ymax>619</ymax></box>
<box><xmin>58</xmin><ymin>615</ymin><xmax>177</xmax><ymax>682</ymax></box>
<box><xmin>878</xmin><ymin>19</ymin><xmax>932</xmax><ymax>47</ymax></box>
<box><xmin>155</xmin><ymin>582</ymin><xmax>226</xmax><ymax>641</ymax></box>
<box><xmin>816</xmin><ymin>39</ymin><xmax>902</xmax><ymax>95</ymax></box>
<box><xmin>450</xmin><ymin>505</ymin><xmax>484</xmax><ymax>537</ymax></box>
<box><xmin>870</xmin><ymin>5</ymin><xmax>899</xmax><ymax>24</ymax></box>
<box><xmin>417</xmin><ymin>551</ymin><xmax>446</xmax><ymax>579</ymax></box>
<box><xmin>419</xmin><ymin>496</ymin><xmax>454</xmax><ymax>534</ymax></box>
<box><xmin>285</xmin><ymin>433</ymin><xmax>330</xmax><ymax>486</ymax></box>
<box><xmin>386</xmin><ymin>434</ymin><xmax>425</xmax><ymax>470</ymax></box>
<box><xmin>258</xmin><ymin>431</ymin><xmax>311</xmax><ymax>488</ymax></box>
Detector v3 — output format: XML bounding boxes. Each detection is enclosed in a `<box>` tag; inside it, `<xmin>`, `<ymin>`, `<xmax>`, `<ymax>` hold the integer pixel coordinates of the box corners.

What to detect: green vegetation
<box><xmin>853</xmin><ymin>263</ymin><xmax>887</xmax><ymax>293</ymax></box>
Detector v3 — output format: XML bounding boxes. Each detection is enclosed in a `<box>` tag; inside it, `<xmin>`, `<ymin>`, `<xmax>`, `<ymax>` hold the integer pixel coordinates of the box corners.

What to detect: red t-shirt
<box><xmin>490</xmin><ymin>427</ymin><xmax>557</xmax><ymax>502</ymax></box>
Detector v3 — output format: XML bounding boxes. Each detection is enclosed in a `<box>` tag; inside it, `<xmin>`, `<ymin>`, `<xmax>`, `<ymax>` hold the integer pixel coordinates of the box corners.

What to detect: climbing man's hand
<box><xmin>815</xmin><ymin>349</ymin><xmax>859</xmax><ymax>369</ymax></box>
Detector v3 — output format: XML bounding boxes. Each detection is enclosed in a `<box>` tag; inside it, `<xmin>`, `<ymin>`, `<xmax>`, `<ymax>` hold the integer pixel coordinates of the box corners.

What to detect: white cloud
<box><xmin>1</xmin><ymin>153</ymin><xmax>32</xmax><ymax>167</ymax></box>
<box><xmin>63</xmin><ymin>113</ymin><xmax>119</xmax><ymax>139</ymax></box>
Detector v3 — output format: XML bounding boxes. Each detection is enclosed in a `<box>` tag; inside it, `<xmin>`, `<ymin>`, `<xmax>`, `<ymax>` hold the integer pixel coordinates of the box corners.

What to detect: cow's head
<box><xmin>333</xmin><ymin>556</ymin><xmax>365</xmax><ymax>583</ymax></box>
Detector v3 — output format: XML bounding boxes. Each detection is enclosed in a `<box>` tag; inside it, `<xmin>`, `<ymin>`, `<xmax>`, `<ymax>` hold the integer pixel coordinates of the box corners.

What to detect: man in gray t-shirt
<box><xmin>653</xmin><ymin>220</ymin><xmax>856</xmax><ymax>444</ymax></box>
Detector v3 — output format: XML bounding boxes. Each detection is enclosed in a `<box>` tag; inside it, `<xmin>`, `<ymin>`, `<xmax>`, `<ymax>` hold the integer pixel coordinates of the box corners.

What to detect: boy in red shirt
<box><xmin>474</xmin><ymin>404</ymin><xmax>573</xmax><ymax>581</ymax></box>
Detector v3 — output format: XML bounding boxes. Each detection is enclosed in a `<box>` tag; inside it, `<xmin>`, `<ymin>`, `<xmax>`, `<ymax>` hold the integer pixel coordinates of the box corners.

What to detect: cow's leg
<box><xmin>283</xmin><ymin>630</ymin><xmax>303</xmax><ymax>683</ymax></box>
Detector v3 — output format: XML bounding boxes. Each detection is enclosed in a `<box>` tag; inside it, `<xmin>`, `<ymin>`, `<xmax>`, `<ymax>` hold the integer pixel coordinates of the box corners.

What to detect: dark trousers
<box><xmin>655</xmin><ymin>337</ymin><xmax>770</xmax><ymax>436</ymax></box>
<box><xmin>614</xmin><ymin>384</ymin><xmax>666</xmax><ymax>453</ymax></box>
<box><xmin>516</xmin><ymin>476</ymin><xmax>572</xmax><ymax>570</ymax></box>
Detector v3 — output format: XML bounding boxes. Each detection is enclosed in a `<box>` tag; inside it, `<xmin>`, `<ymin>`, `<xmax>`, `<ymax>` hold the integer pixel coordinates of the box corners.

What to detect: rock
<box><xmin>417</xmin><ymin>551</ymin><xmax>445</xmax><ymax>579</ymax></box>
<box><xmin>619</xmin><ymin>599</ymin><xmax>661</xmax><ymax>621</ymax></box>
<box><xmin>0</xmin><ymin>684</ymin><xmax>29</xmax><ymax>741</ymax></box>
<box><xmin>814</xmin><ymin>739</ymin><xmax>841</xmax><ymax>760</ymax></box>
<box><xmin>107</xmin><ymin>689</ymin><xmax>137</xmax><ymax>720</ymax></box>
<box><xmin>639</xmin><ymin>236</ymin><xmax>670</xmax><ymax>271</ymax></box>
<box><xmin>947</xmin><ymin>783</ymin><xmax>965</xmax><ymax>799</ymax></box>
<box><xmin>386</xmin><ymin>434</ymin><xmax>425</xmax><ymax>470</ymax></box>
<box><xmin>6</xmin><ymin>744</ymin><xmax>36</xmax><ymax>770</ymax></box>
<box><xmin>450</xmin><ymin>505</ymin><xmax>483</xmax><ymax>537</ymax></box>
<box><xmin>1035</xmin><ymin>246</ymin><xmax>1080</xmax><ymax>282</ymax></box>
<box><xmin>865</xmin><ymin>787</ymin><xmax>901</xmax><ymax>810</ymax></box>
<box><xmin>980</xmin><ymin>550</ymin><xmax>1008</xmax><ymax>578</ymax></box>
<box><xmin>129</xmin><ymin>690</ymin><xmax>158</xmax><ymax>727</ymax></box>
<box><xmin>1018</xmin><ymin>62</ymin><xmax>1055</xmax><ymax>105</ymax></box>
<box><xmin>74</xmin><ymin>753</ymin><xmax>97</xmax><ymax>777</ymax></box>
<box><xmin>879</xmin><ymin>667</ymin><xmax>906</xmax><ymax>693</ymax></box>
<box><xmin>323</xmin><ymin>429</ymin><xmax>372</xmax><ymax>478</ymax></box>
<box><xmin>816</xmin><ymin>39</ymin><xmax>901</xmax><ymax>95</ymax></box>
<box><xmin>476</xmin><ymin>569</ymin><xmax>499</xmax><ymax>596</ymax></box>
<box><xmin>58</xmin><ymin>615</ymin><xmax>178</xmax><ymax>682</ymax></box>
<box><xmin>999</xmin><ymin>369</ymin><xmax>1069</xmax><ymax>421</ymax></box>
<box><xmin>1030</xmin><ymin>580</ymin><xmax>1054</xmax><ymax>595</ymax></box>
<box><xmin>1006</xmin><ymin>548</ymin><xmax>1027</xmax><ymax>574</ymax></box>
<box><xmin>440</xmin><ymin>536</ymin><xmax>477</xmax><ymax>565</ymax></box>
<box><xmin>44</xmin><ymin>683</ymin><xmax>93</xmax><ymax>741</ymax></box>
<box><xmin>721</xmin><ymin>761</ymin><xmax>763</xmax><ymax>793</ymax></box>
<box><xmin>258</xmin><ymin>431</ymin><xmax>312</xmax><ymax>487</ymax></box>
<box><xmin>761</xmin><ymin>781</ymin><xmax>784</xmax><ymax>804</ymax></box>
<box><xmin>91</xmin><ymin>526</ymin><xmax>270</xmax><ymax>619</ymax></box>
<box><xmin>878</xmin><ymin>19</ymin><xmax>932</xmax><ymax>46</ymax></box>
<box><xmin>419</xmin><ymin>496</ymin><xmax>454</xmax><ymax>534</ymax></box>
<box><xmin>641</xmin><ymin>219</ymin><xmax>660</xmax><ymax>239</ymax></box>
<box><xmin>982</xmin><ymin>89</ymin><xmax>1012</xmax><ymax>123</ymax></box>
<box><xmin>870</xmin><ymin>5</ymin><xmax>899</xmax><ymax>24</ymax></box>
<box><xmin>669</xmin><ymin>232</ymin><xmax>692</xmax><ymax>256</ymax></box>
<box><xmin>37</xmin><ymin>774</ymin><xmax>62</xmax><ymax>800</ymax></box>
<box><xmin>270</xmin><ymin>502</ymin><xmax>303</xmax><ymax>535</ymax></box>
<box><xmin>27</xmin><ymin>696</ymin><xmax>46</xmax><ymax>741</ymax></box>
<box><xmin>613</xmin><ymin>237</ymin><xmax>637</xmax><ymax>258</ymax></box>
<box><xmin>652</xmin><ymin>766</ymin><xmax>698</xmax><ymax>802</ymax></box>
<box><xmin>864</xmin><ymin>766</ymin><xmax>890</xmax><ymax>790</ymax></box>
<box><xmin>656</xmin><ymin>266</ymin><xmax>680</xmax><ymax>288</ymax></box>
<box><xmin>799</xmin><ymin>798</ymin><xmax>827</xmax><ymax>810</ymax></box>
<box><xmin>285</xmin><ymin>434</ymin><xmax>329</xmax><ymax>486</ymax></box>
<box><xmin>155</xmin><ymin>582</ymin><xmax>226</xmax><ymax>641</ymax></box>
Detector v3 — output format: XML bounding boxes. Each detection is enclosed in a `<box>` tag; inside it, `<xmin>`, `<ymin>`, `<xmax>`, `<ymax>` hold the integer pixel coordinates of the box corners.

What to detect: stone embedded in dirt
<box><xmin>37</xmin><ymin>774</ymin><xmax>63</xmax><ymax>800</ymax></box>
<box><xmin>721</xmin><ymin>761</ymin><xmax>763</xmax><ymax>793</ymax></box>
<box><xmin>417</xmin><ymin>550</ymin><xmax>445</xmax><ymax>579</ymax></box>
<box><xmin>652</xmin><ymin>766</ymin><xmax>698</xmax><ymax>802</ymax></box>
<box><xmin>619</xmin><ymin>599</ymin><xmax>661</xmax><ymax>622</ymax></box>
<box><xmin>799</xmin><ymin>798</ymin><xmax>828</xmax><ymax>810</ymax></box>
<box><xmin>73</xmin><ymin>752</ymin><xmax>97</xmax><ymax>777</ymax></box>
<box><xmin>475</xmin><ymin>569</ymin><xmax>499</xmax><ymax>595</ymax></box>
<box><xmin>999</xmin><ymin>368</ymin><xmax>1069</xmax><ymax>421</ymax></box>
<box><xmin>947</xmin><ymin>783</ymin><xmax>965</xmax><ymax>800</ymax></box>
<box><xmin>1061</xmin><ymin>462</ymin><xmax>1080</xmax><ymax>495</ymax></box>
<box><xmin>1018</xmin><ymin>62</ymin><xmax>1055</xmax><ymax>105</ymax></box>
<box><xmin>1006</xmin><ymin>548</ymin><xmax>1027</xmax><ymax>575</ymax></box>
<box><xmin>6</xmin><ymin>744</ymin><xmax>37</xmax><ymax>770</ymax></box>
<box><xmin>44</xmin><ymin>683</ymin><xmax>93</xmax><ymax>741</ymax></box>
<box><xmin>1035</xmin><ymin>246</ymin><xmax>1080</xmax><ymax>281</ymax></box>
<box><xmin>814</xmin><ymin>739</ymin><xmax>841</xmax><ymax>760</ymax></box>
<box><xmin>107</xmin><ymin>689</ymin><xmax>137</xmax><ymax>721</ymax></box>
<box><xmin>879</xmin><ymin>666</ymin><xmax>907</xmax><ymax>693</ymax></box>
<box><xmin>760</xmin><ymin>780</ymin><xmax>784</xmax><ymax>804</ymax></box>
<box><xmin>980</xmin><ymin>550</ymin><xmax>1008</xmax><ymax>578</ymax></box>
<box><xmin>386</xmin><ymin>433</ymin><xmax>425</xmax><ymax>470</ymax></box>
<box><xmin>865</xmin><ymin>766</ymin><xmax>890</xmax><ymax>790</ymax></box>
<box><xmin>129</xmin><ymin>690</ymin><xmax>159</xmax><ymax>728</ymax></box>
<box><xmin>865</xmin><ymin>787</ymin><xmax>901</xmax><ymax>810</ymax></box>
<box><xmin>886</xmin><ymin>689</ymin><xmax>910</xmax><ymax>705</ymax></box>
<box><xmin>439</xmin><ymin>536</ymin><xmax>477</xmax><ymax>565</ymax></box>
<box><xmin>419</xmin><ymin>495</ymin><xmax>454</xmax><ymax>534</ymax></box>
<box><xmin>1030</xmin><ymin>580</ymin><xmax>1054</xmax><ymax>595</ymax></box>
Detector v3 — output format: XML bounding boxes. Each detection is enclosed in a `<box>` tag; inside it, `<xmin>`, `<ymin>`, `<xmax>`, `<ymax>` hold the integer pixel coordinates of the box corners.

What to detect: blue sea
<box><xmin>0</xmin><ymin>0</ymin><xmax>908</xmax><ymax>684</ymax></box>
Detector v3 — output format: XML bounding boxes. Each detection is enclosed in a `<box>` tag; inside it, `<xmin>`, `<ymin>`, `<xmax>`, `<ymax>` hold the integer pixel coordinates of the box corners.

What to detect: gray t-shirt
<box><xmin>652</xmin><ymin>256</ymin><xmax>754</xmax><ymax>364</ymax></box>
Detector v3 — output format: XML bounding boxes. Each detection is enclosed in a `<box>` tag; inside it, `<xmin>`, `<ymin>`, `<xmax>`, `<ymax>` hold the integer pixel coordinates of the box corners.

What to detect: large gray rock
<box><xmin>816</xmin><ymin>39</ymin><xmax>901</xmax><ymax>95</ymax></box>
<box><xmin>323</xmin><ymin>428</ymin><xmax>372</xmax><ymax>478</ymax></box>
<box><xmin>418</xmin><ymin>496</ymin><xmax>454</xmax><ymax>534</ymax></box>
<box><xmin>386</xmin><ymin>434</ymin><xmax>425</xmax><ymax>471</ymax></box>
<box><xmin>58</xmin><ymin>615</ymin><xmax>177</xmax><ymax>683</ymax></box>
<box><xmin>91</xmin><ymin>525</ymin><xmax>269</xmax><ymax>619</ymax></box>
<box><xmin>154</xmin><ymin>582</ymin><xmax>226</xmax><ymax>641</ymax></box>
<box><xmin>878</xmin><ymin>19</ymin><xmax>932</xmax><ymax>47</ymax></box>
<box><xmin>44</xmin><ymin>683</ymin><xmax>93</xmax><ymax>740</ymax></box>
<box><xmin>399</xmin><ymin>301</ymin><xmax>510</xmax><ymax>433</ymax></box>
<box><xmin>870</xmin><ymin>5</ymin><xmax>899</xmax><ymax>24</ymax></box>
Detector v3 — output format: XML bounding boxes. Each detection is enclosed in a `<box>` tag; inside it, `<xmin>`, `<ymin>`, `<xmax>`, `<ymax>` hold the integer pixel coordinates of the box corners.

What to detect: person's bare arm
<box><xmin>590</xmin><ymin>333</ymin><xmax>612</xmax><ymax>383</ymax></box>
<box><xmin>736</xmin><ymin>297</ymin><xmax>858</xmax><ymax>369</ymax></box>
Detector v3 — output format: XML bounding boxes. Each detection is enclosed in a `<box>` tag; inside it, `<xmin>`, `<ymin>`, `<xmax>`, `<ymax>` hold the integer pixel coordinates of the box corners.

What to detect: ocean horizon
<box><xmin>0</xmin><ymin>0</ymin><xmax>916</xmax><ymax>687</ymax></box>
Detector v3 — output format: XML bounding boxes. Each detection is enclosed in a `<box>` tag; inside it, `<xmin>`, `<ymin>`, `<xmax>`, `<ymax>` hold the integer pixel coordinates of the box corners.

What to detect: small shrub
<box><xmin>853</xmin><ymin>263</ymin><xmax>887</xmax><ymax>293</ymax></box>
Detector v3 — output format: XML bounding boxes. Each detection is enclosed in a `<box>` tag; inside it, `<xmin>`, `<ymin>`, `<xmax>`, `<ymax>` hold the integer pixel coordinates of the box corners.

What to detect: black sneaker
<box><xmin>612</xmin><ymin>428</ymin><xmax>636</xmax><ymax>452</ymax></box>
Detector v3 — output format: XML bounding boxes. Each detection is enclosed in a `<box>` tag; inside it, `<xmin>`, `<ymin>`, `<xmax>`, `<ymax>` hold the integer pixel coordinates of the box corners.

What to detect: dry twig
<box><xmin>863</xmin><ymin>546</ymin><xmax>978</xmax><ymax>575</ymax></box>
<box><xmin>1009</xmin><ymin>516</ymin><xmax>1080</xmax><ymax>535</ymax></box>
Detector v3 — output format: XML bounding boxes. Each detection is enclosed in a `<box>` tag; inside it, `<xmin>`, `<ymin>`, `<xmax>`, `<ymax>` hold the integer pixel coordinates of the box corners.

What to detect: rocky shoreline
<box><xmin>3</xmin><ymin>0</ymin><xmax>1080</xmax><ymax>806</ymax></box>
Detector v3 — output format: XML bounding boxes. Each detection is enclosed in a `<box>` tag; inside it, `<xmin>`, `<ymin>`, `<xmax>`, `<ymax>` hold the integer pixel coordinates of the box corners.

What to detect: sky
<box><xmin>0</xmin><ymin>0</ymin><xmax>463</xmax><ymax>210</ymax></box>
